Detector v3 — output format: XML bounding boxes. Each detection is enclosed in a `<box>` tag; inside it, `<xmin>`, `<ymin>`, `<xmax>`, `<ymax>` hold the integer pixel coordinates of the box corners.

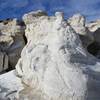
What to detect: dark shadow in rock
<box><xmin>79</xmin><ymin>35</ymin><xmax>92</xmax><ymax>48</ymax></box>
<box><xmin>93</xmin><ymin>28</ymin><xmax>100</xmax><ymax>43</ymax></box>
<box><xmin>0</xmin><ymin>18</ymin><xmax>13</xmax><ymax>25</ymax></box>
<box><xmin>87</xmin><ymin>41</ymin><xmax>100</xmax><ymax>59</ymax></box>
<box><xmin>87</xmin><ymin>28</ymin><xmax>100</xmax><ymax>59</ymax></box>
<box><xmin>23</xmin><ymin>34</ymin><xmax>27</xmax><ymax>44</ymax></box>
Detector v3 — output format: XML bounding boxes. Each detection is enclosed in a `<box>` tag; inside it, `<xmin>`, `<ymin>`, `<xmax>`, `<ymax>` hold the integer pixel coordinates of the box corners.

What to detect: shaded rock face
<box><xmin>0</xmin><ymin>19</ymin><xmax>25</xmax><ymax>73</ymax></box>
<box><xmin>86</xmin><ymin>21</ymin><xmax>100</xmax><ymax>58</ymax></box>
<box><xmin>87</xmin><ymin>42</ymin><xmax>100</xmax><ymax>58</ymax></box>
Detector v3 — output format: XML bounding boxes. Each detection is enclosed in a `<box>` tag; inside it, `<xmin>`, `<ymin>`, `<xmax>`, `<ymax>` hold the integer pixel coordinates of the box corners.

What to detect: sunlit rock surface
<box><xmin>0</xmin><ymin>11</ymin><xmax>100</xmax><ymax>100</ymax></box>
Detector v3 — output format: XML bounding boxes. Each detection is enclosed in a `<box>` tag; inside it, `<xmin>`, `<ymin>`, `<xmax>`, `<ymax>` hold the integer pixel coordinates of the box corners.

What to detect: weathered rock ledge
<box><xmin>0</xmin><ymin>10</ymin><xmax>100</xmax><ymax>100</ymax></box>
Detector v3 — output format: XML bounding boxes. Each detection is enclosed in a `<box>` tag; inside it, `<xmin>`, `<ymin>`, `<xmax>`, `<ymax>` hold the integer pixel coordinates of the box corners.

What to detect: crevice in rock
<box><xmin>2</xmin><ymin>53</ymin><xmax>5</xmax><ymax>70</ymax></box>
<box><xmin>23</xmin><ymin>34</ymin><xmax>27</xmax><ymax>44</ymax></box>
<box><xmin>17</xmin><ymin>20</ymin><xmax>26</xmax><ymax>26</ymax></box>
<box><xmin>18</xmin><ymin>20</ymin><xmax>27</xmax><ymax>44</ymax></box>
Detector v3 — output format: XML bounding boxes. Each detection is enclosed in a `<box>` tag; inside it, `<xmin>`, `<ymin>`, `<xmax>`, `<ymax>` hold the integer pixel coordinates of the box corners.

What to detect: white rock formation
<box><xmin>68</xmin><ymin>14</ymin><xmax>94</xmax><ymax>47</ymax></box>
<box><xmin>68</xmin><ymin>14</ymin><xmax>86</xmax><ymax>34</ymax></box>
<box><xmin>15</xmin><ymin>11</ymin><xmax>100</xmax><ymax>100</ymax></box>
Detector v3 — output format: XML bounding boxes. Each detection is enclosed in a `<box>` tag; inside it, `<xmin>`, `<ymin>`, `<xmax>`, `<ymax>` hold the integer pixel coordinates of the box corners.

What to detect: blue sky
<box><xmin>0</xmin><ymin>0</ymin><xmax>100</xmax><ymax>21</ymax></box>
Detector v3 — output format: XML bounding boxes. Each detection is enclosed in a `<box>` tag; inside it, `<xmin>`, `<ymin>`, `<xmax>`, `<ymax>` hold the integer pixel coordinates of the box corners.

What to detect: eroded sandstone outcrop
<box><xmin>15</xmin><ymin>11</ymin><xmax>100</xmax><ymax>100</ymax></box>
<box><xmin>0</xmin><ymin>18</ymin><xmax>25</xmax><ymax>73</ymax></box>
<box><xmin>0</xmin><ymin>11</ymin><xmax>100</xmax><ymax>100</ymax></box>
